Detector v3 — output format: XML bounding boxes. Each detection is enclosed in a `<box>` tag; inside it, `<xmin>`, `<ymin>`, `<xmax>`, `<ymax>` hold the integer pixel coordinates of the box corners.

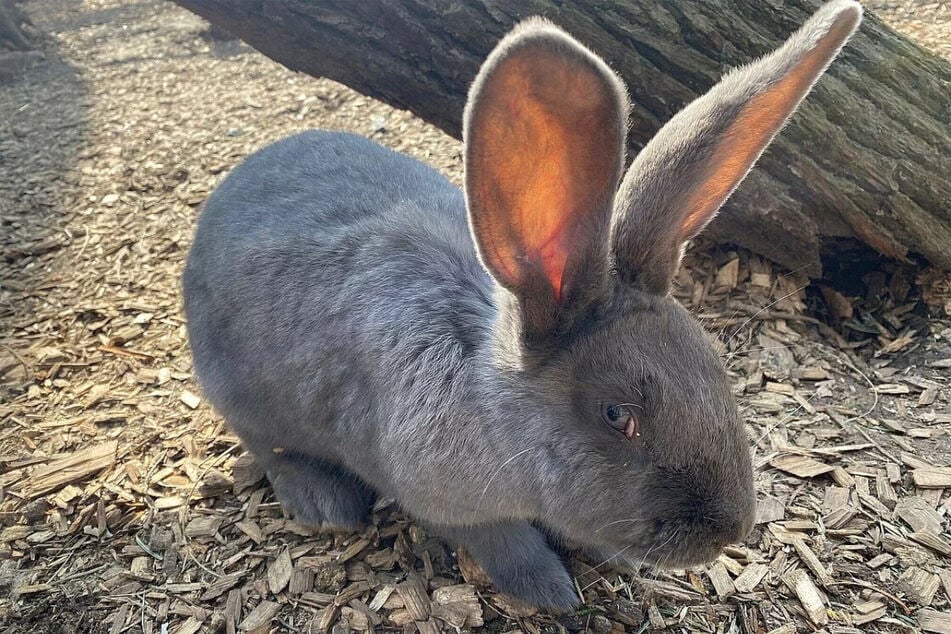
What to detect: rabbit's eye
<box><xmin>601</xmin><ymin>403</ymin><xmax>640</xmax><ymax>440</ymax></box>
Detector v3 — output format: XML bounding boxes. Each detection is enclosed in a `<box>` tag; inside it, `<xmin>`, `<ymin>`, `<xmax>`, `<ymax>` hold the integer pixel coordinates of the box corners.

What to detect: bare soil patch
<box><xmin>1</xmin><ymin>1</ymin><xmax>949</xmax><ymax>632</ymax></box>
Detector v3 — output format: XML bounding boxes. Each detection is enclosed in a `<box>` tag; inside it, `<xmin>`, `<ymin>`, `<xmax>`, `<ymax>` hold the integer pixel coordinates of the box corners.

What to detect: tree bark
<box><xmin>172</xmin><ymin>0</ymin><xmax>951</xmax><ymax>277</ymax></box>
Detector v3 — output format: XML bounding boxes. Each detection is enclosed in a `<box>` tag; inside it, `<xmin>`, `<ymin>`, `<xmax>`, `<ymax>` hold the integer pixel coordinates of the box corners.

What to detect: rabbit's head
<box><xmin>462</xmin><ymin>1</ymin><xmax>861</xmax><ymax>567</ymax></box>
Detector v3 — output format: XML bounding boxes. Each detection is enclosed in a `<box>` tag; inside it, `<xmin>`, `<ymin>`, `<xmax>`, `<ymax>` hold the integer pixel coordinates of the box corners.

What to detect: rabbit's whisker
<box><xmin>752</xmin><ymin>387</ymin><xmax>824</xmax><ymax>449</ymax></box>
<box><xmin>614</xmin><ymin>402</ymin><xmax>645</xmax><ymax>412</ymax></box>
<box><xmin>641</xmin><ymin>530</ymin><xmax>677</xmax><ymax>571</ymax></box>
<box><xmin>591</xmin><ymin>543</ymin><xmax>635</xmax><ymax>573</ymax></box>
<box><xmin>723</xmin><ymin>286</ymin><xmax>807</xmax><ymax>362</ymax></box>
<box><xmin>719</xmin><ymin>344</ymin><xmax>801</xmax><ymax>358</ymax></box>
<box><xmin>479</xmin><ymin>447</ymin><xmax>533</xmax><ymax>502</ymax></box>
<box><xmin>595</xmin><ymin>517</ymin><xmax>643</xmax><ymax>534</ymax></box>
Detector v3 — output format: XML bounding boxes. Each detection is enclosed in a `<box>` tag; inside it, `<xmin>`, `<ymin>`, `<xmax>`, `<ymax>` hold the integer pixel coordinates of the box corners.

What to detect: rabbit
<box><xmin>183</xmin><ymin>0</ymin><xmax>861</xmax><ymax>611</ymax></box>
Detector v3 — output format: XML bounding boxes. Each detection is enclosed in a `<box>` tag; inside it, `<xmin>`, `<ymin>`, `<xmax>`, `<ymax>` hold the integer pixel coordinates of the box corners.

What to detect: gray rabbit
<box><xmin>183</xmin><ymin>0</ymin><xmax>861</xmax><ymax>610</ymax></box>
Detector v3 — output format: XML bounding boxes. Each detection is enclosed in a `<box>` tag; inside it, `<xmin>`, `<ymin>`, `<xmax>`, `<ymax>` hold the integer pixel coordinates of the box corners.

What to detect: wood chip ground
<box><xmin>1</xmin><ymin>0</ymin><xmax>949</xmax><ymax>632</ymax></box>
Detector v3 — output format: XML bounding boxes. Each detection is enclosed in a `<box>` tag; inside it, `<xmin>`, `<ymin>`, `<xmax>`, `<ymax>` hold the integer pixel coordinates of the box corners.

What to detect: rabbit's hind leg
<box><xmin>264</xmin><ymin>452</ymin><xmax>374</xmax><ymax>530</ymax></box>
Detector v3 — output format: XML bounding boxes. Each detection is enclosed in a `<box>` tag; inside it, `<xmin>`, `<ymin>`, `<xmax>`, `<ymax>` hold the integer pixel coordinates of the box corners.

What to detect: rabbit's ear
<box><xmin>464</xmin><ymin>18</ymin><xmax>628</xmax><ymax>339</ymax></box>
<box><xmin>612</xmin><ymin>0</ymin><xmax>861</xmax><ymax>295</ymax></box>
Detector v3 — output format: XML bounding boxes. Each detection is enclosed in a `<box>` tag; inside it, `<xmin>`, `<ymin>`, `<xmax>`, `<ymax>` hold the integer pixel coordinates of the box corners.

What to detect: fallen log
<box><xmin>172</xmin><ymin>0</ymin><xmax>951</xmax><ymax>277</ymax></box>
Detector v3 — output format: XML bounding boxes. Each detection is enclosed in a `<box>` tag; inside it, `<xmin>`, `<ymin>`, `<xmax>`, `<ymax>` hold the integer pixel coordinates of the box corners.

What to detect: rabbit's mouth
<box><xmin>645</xmin><ymin>539</ymin><xmax>729</xmax><ymax>570</ymax></box>
<box><xmin>642</xmin><ymin>512</ymin><xmax>752</xmax><ymax>570</ymax></box>
<box><xmin>586</xmin><ymin>510</ymin><xmax>750</xmax><ymax>573</ymax></box>
<box><xmin>594</xmin><ymin>536</ymin><xmax>729</xmax><ymax>574</ymax></box>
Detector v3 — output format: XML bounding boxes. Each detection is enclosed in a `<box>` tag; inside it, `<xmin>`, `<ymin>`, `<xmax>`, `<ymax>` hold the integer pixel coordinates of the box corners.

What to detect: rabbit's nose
<box><xmin>718</xmin><ymin>514</ymin><xmax>750</xmax><ymax>544</ymax></box>
<box><xmin>675</xmin><ymin>487</ymin><xmax>753</xmax><ymax>546</ymax></box>
<box><xmin>713</xmin><ymin>499</ymin><xmax>755</xmax><ymax>545</ymax></box>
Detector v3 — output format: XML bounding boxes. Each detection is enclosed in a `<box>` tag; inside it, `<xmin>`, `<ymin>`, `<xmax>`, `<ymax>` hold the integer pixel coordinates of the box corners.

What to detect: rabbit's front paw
<box><xmin>437</xmin><ymin>521</ymin><xmax>579</xmax><ymax>612</ymax></box>
<box><xmin>265</xmin><ymin>455</ymin><xmax>374</xmax><ymax>530</ymax></box>
<box><xmin>488</xmin><ymin>544</ymin><xmax>578</xmax><ymax>612</ymax></box>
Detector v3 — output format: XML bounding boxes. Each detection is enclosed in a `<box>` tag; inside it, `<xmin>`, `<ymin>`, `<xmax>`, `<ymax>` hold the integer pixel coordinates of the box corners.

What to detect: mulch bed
<box><xmin>1</xmin><ymin>1</ymin><xmax>949</xmax><ymax>632</ymax></box>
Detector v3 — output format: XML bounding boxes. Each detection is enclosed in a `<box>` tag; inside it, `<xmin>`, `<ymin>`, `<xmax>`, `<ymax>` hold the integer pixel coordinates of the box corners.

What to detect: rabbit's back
<box><xmin>192</xmin><ymin>131</ymin><xmax>463</xmax><ymax>239</ymax></box>
<box><xmin>183</xmin><ymin>131</ymin><xmax>494</xmax><ymax>474</ymax></box>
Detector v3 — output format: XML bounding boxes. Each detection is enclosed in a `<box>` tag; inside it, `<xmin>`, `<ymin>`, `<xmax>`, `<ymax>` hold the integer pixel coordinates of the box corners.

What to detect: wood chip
<box><xmin>830</xmin><ymin>466</ymin><xmax>856</xmax><ymax>487</ymax></box>
<box><xmin>919</xmin><ymin>609</ymin><xmax>951</xmax><ymax>634</ymax></box>
<box><xmin>824</xmin><ymin>506</ymin><xmax>857</xmax><ymax>529</ymax></box>
<box><xmin>718</xmin><ymin>553</ymin><xmax>744</xmax><ymax>576</ymax></box>
<box><xmin>819</xmin><ymin>285</ymin><xmax>853</xmax><ymax>320</ymax></box>
<box><xmin>910</xmin><ymin>531</ymin><xmax>951</xmax><ymax>557</ymax></box>
<box><xmin>853</xmin><ymin>600</ymin><xmax>886</xmax><ymax>625</ymax></box>
<box><xmin>387</xmin><ymin>609</ymin><xmax>413</xmax><ymax>627</ymax></box>
<box><xmin>299</xmin><ymin>592</ymin><xmax>335</xmax><ymax>609</ymax></box>
<box><xmin>267</xmin><ymin>548</ymin><xmax>293</xmax><ymax>595</ymax></box>
<box><xmin>858</xmin><ymin>492</ymin><xmax>893</xmax><ymax>517</ymax></box>
<box><xmin>875</xmin><ymin>471</ymin><xmax>898</xmax><ymax>509</ymax></box>
<box><xmin>396</xmin><ymin>573</ymin><xmax>430</xmax><ymax>621</ymax></box>
<box><xmin>314</xmin><ymin>605</ymin><xmax>338</xmax><ymax>632</ymax></box>
<box><xmin>22</xmin><ymin>441</ymin><xmax>118</xmax><ymax>498</ymax></box>
<box><xmin>919</xmin><ymin>387</ymin><xmax>939</xmax><ymax>406</ymax></box>
<box><xmin>415</xmin><ymin>618</ymin><xmax>442</xmax><ymax>634</ymax></box>
<box><xmin>347</xmin><ymin>599</ymin><xmax>382</xmax><ymax>627</ymax></box>
<box><xmin>175</xmin><ymin>617</ymin><xmax>203</xmax><ymax>634</ymax></box>
<box><xmin>795</xmin><ymin>367</ymin><xmax>829</xmax><ymax>381</ymax></box>
<box><xmin>872</xmin><ymin>383</ymin><xmax>911</xmax><ymax>394</ymax></box>
<box><xmin>939</xmin><ymin>569</ymin><xmax>951</xmax><ymax>601</ymax></box>
<box><xmin>733</xmin><ymin>563</ymin><xmax>769</xmax><ymax>594</ymax></box>
<box><xmin>765</xmin><ymin>381</ymin><xmax>796</xmax><ymax>395</ymax></box>
<box><xmin>288</xmin><ymin>567</ymin><xmax>315</xmax><ymax>595</ymax></box>
<box><xmin>184</xmin><ymin>516</ymin><xmax>222</xmax><ymax>539</ymax></box>
<box><xmin>338</xmin><ymin>537</ymin><xmax>369</xmax><ymax>563</ymax></box>
<box><xmin>109</xmin><ymin>604</ymin><xmax>130</xmax><ymax>634</ymax></box>
<box><xmin>238</xmin><ymin>600</ymin><xmax>280</xmax><ymax>633</ymax></box>
<box><xmin>913</xmin><ymin>468</ymin><xmax>951</xmax><ymax>488</ymax></box>
<box><xmin>887</xmin><ymin>462</ymin><xmax>902</xmax><ymax>483</ymax></box>
<box><xmin>430</xmin><ymin>587</ymin><xmax>483</xmax><ymax>630</ymax></box>
<box><xmin>896</xmin><ymin>497</ymin><xmax>944</xmax><ymax>534</ymax></box>
<box><xmin>338</xmin><ymin>606</ymin><xmax>369</xmax><ymax>630</ymax></box>
<box><xmin>232</xmin><ymin>454</ymin><xmax>264</xmax><ymax>494</ymax></box>
<box><xmin>199</xmin><ymin>574</ymin><xmax>243</xmax><ymax>602</ymax></box>
<box><xmin>784</xmin><ymin>520</ymin><xmax>818</xmax><ymax>532</ymax></box>
<box><xmin>782</xmin><ymin>569</ymin><xmax>827</xmax><ymax>625</ymax></box>
<box><xmin>899</xmin><ymin>567</ymin><xmax>940</xmax><ymax>605</ymax></box>
<box><xmin>707</xmin><ymin>561</ymin><xmax>735</xmax><ymax>599</ymax></box>
<box><xmin>367</xmin><ymin>585</ymin><xmax>396</xmax><ymax>612</ymax></box>
<box><xmin>715</xmin><ymin>257</ymin><xmax>739</xmax><ymax>288</ymax></box>
<box><xmin>902</xmin><ymin>452</ymin><xmax>936</xmax><ymax>469</ymax></box>
<box><xmin>647</xmin><ymin>603</ymin><xmax>666</xmax><ymax>630</ymax></box>
<box><xmin>823</xmin><ymin>486</ymin><xmax>851</xmax><ymax>512</ymax></box>
<box><xmin>792</xmin><ymin>538</ymin><xmax>833</xmax><ymax>588</ymax></box>
<box><xmin>756</xmin><ymin>496</ymin><xmax>785</xmax><ymax>524</ymax></box>
<box><xmin>431</xmin><ymin>583</ymin><xmax>481</xmax><ymax>624</ymax></box>
<box><xmin>750</xmin><ymin>271</ymin><xmax>771</xmax><ymax>288</ymax></box>
<box><xmin>770</xmin><ymin>454</ymin><xmax>834</xmax><ymax>478</ymax></box>
<box><xmin>456</xmin><ymin>548</ymin><xmax>491</xmax><ymax>586</ymax></box>
<box><xmin>235</xmin><ymin>521</ymin><xmax>264</xmax><ymax>544</ymax></box>
<box><xmin>882</xmin><ymin>417</ymin><xmax>908</xmax><ymax>434</ymax></box>
<box><xmin>180</xmin><ymin>390</ymin><xmax>201</xmax><ymax>409</ymax></box>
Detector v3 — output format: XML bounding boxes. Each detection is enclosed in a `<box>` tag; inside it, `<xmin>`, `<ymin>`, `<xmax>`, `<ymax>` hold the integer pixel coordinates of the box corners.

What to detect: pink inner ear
<box><xmin>494</xmin><ymin>86</ymin><xmax>580</xmax><ymax>304</ymax></box>
<box><xmin>465</xmin><ymin>43</ymin><xmax>624</xmax><ymax>307</ymax></box>
<box><xmin>505</xmin><ymin>94</ymin><xmax>569</xmax><ymax>301</ymax></box>
<box><xmin>534</xmin><ymin>212</ymin><xmax>571</xmax><ymax>304</ymax></box>
<box><xmin>677</xmin><ymin>8</ymin><xmax>861</xmax><ymax>243</ymax></box>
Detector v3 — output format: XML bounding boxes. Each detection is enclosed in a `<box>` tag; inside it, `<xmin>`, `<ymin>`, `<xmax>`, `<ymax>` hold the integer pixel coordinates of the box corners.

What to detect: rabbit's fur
<box><xmin>183</xmin><ymin>0</ymin><xmax>861</xmax><ymax>610</ymax></box>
